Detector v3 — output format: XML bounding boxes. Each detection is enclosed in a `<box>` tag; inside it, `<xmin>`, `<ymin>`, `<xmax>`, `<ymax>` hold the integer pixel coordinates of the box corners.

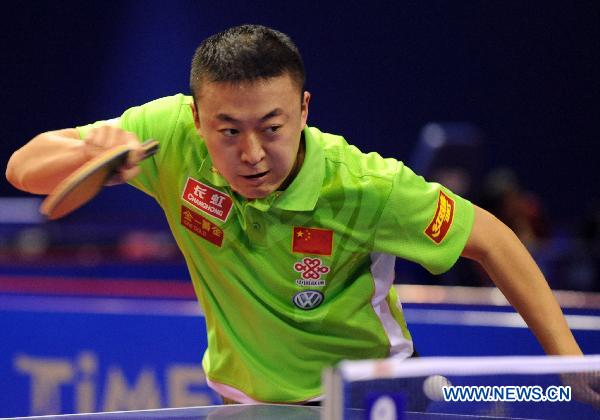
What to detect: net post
<box><xmin>321</xmin><ymin>365</ymin><xmax>343</xmax><ymax>420</ymax></box>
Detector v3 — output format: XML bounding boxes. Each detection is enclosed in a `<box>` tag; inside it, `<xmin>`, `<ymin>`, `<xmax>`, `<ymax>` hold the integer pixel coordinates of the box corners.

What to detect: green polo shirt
<box><xmin>76</xmin><ymin>94</ymin><xmax>474</xmax><ymax>403</ymax></box>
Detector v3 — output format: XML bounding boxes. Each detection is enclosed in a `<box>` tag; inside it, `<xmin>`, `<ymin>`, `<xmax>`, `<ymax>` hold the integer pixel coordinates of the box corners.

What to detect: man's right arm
<box><xmin>6</xmin><ymin>125</ymin><xmax>145</xmax><ymax>195</ymax></box>
<box><xmin>6</xmin><ymin>129</ymin><xmax>87</xmax><ymax>195</ymax></box>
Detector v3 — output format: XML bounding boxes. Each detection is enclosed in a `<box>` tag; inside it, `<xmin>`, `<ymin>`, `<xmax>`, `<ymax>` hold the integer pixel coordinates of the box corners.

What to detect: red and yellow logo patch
<box><xmin>182</xmin><ymin>177</ymin><xmax>233</xmax><ymax>222</ymax></box>
<box><xmin>424</xmin><ymin>191</ymin><xmax>455</xmax><ymax>244</ymax></box>
<box><xmin>181</xmin><ymin>206</ymin><xmax>224</xmax><ymax>247</ymax></box>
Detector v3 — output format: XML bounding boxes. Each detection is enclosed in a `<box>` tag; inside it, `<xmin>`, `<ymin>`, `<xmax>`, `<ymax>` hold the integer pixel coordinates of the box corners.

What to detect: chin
<box><xmin>234</xmin><ymin>186</ymin><xmax>273</xmax><ymax>200</ymax></box>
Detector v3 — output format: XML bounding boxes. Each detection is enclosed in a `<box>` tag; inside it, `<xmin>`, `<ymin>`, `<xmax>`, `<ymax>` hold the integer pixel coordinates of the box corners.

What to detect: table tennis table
<box><xmin>3</xmin><ymin>404</ymin><xmax>543</xmax><ymax>420</ymax></box>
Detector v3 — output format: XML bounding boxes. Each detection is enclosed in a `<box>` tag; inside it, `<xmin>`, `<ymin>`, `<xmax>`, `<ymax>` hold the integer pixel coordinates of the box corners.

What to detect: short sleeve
<box><xmin>75</xmin><ymin>95</ymin><xmax>189</xmax><ymax>199</ymax></box>
<box><xmin>374</xmin><ymin>162</ymin><xmax>474</xmax><ymax>274</ymax></box>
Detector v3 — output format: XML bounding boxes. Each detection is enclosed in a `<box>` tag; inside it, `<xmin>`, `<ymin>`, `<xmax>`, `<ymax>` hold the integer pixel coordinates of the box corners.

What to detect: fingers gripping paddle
<box><xmin>40</xmin><ymin>140</ymin><xmax>159</xmax><ymax>220</ymax></box>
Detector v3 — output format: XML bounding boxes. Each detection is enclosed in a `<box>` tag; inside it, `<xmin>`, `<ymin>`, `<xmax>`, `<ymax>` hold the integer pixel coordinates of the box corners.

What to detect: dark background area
<box><xmin>1</xmin><ymin>1</ymin><xmax>598</xmax><ymax>289</ymax></box>
<box><xmin>3</xmin><ymin>1</ymin><xmax>598</xmax><ymax>218</ymax></box>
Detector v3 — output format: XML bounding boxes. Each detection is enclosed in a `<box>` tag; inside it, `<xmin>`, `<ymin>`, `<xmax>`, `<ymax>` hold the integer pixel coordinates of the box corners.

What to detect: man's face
<box><xmin>192</xmin><ymin>74</ymin><xmax>310</xmax><ymax>199</ymax></box>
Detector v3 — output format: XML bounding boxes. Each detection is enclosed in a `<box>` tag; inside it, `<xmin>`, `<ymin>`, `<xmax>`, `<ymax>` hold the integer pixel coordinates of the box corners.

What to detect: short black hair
<box><xmin>190</xmin><ymin>24</ymin><xmax>305</xmax><ymax>100</ymax></box>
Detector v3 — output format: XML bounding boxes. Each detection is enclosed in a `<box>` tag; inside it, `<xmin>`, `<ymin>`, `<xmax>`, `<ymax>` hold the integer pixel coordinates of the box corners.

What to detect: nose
<box><xmin>240</xmin><ymin>133</ymin><xmax>265</xmax><ymax>165</ymax></box>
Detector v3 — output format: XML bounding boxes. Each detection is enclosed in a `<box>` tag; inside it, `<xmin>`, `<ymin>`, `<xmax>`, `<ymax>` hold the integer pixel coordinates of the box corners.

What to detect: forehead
<box><xmin>195</xmin><ymin>74</ymin><xmax>300</xmax><ymax>118</ymax></box>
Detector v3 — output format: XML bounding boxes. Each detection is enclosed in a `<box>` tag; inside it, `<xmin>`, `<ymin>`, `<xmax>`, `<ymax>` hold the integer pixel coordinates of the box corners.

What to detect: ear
<box><xmin>300</xmin><ymin>91</ymin><xmax>311</xmax><ymax>129</ymax></box>
<box><xmin>190</xmin><ymin>102</ymin><xmax>202</xmax><ymax>132</ymax></box>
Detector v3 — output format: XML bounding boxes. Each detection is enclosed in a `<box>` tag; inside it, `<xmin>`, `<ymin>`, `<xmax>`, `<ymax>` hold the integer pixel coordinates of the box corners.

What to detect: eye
<box><xmin>265</xmin><ymin>125</ymin><xmax>282</xmax><ymax>134</ymax></box>
<box><xmin>219</xmin><ymin>128</ymin><xmax>239</xmax><ymax>137</ymax></box>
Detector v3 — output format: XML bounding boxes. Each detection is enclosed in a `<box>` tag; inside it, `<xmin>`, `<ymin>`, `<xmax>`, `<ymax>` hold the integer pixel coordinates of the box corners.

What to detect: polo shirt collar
<box><xmin>196</xmin><ymin>126</ymin><xmax>325</xmax><ymax>211</ymax></box>
<box><xmin>273</xmin><ymin>126</ymin><xmax>325</xmax><ymax>211</ymax></box>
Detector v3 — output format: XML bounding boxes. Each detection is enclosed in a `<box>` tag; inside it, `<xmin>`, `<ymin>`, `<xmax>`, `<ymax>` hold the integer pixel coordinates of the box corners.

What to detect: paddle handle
<box><xmin>104</xmin><ymin>139</ymin><xmax>159</xmax><ymax>185</ymax></box>
<box><xmin>139</xmin><ymin>139</ymin><xmax>159</xmax><ymax>159</ymax></box>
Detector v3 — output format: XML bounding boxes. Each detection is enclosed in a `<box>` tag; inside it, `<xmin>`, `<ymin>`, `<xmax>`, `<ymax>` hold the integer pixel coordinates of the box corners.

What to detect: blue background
<box><xmin>2</xmin><ymin>1</ymin><xmax>598</xmax><ymax>221</ymax></box>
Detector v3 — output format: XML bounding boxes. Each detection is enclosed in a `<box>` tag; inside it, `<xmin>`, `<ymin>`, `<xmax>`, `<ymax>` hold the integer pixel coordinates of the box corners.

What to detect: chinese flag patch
<box><xmin>181</xmin><ymin>206</ymin><xmax>224</xmax><ymax>247</ymax></box>
<box><xmin>292</xmin><ymin>227</ymin><xmax>333</xmax><ymax>256</ymax></box>
<box><xmin>424</xmin><ymin>190</ymin><xmax>455</xmax><ymax>244</ymax></box>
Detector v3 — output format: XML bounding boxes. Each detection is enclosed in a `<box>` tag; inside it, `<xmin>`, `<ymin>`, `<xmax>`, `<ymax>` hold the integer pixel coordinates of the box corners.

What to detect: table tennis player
<box><xmin>6</xmin><ymin>24</ymin><xmax>598</xmax><ymax>407</ymax></box>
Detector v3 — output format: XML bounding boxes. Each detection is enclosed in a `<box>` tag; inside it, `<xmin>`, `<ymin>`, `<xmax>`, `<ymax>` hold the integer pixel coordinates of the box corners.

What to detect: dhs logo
<box><xmin>293</xmin><ymin>290</ymin><xmax>324</xmax><ymax>310</ymax></box>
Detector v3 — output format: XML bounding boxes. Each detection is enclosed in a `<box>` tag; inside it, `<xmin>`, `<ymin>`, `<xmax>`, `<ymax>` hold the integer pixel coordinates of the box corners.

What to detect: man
<box><xmin>5</xmin><ymin>25</ymin><xmax>597</xmax><ymax>405</ymax></box>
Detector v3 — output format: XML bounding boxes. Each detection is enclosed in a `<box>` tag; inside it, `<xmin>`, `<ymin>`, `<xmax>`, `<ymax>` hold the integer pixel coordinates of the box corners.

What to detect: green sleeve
<box><xmin>75</xmin><ymin>94</ymin><xmax>189</xmax><ymax>200</ymax></box>
<box><xmin>374</xmin><ymin>162</ymin><xmax>474</xmax><ymax>275</ymax></box>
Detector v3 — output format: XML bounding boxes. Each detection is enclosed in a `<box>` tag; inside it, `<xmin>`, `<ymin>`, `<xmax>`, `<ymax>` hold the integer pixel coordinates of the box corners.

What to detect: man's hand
<box><xmin>83</xmin><ymin>125</ymin><xmax>145</xmax><ymax>185</ymax></box>
<box><xmin>561</xmin><ymin>371</ymin><xmax>600</xmax><ymax>409</ymax></box>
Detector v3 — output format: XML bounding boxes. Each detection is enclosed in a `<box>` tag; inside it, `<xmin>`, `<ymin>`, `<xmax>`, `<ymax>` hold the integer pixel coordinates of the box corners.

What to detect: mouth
<box><xmin>241</xmin><ymin>170</ymin><xmax>270</xmax><ymax>180</ymax></box>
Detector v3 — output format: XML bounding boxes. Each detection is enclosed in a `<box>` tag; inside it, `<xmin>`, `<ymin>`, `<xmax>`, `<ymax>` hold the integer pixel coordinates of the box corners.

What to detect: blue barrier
<box><xmin>0</xmin><ymin>296</ymin><xmax>219</xmax><ymax>418</ymax></box>
<box><xmin>1</xmin><ymin>294</ymin><xmax>598</xmax><ymax>417</ymax></box>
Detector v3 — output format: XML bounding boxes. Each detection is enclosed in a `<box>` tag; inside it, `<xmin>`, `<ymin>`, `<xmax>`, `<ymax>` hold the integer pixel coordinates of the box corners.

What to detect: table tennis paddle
<box><xmin>40</xmin><ymin>139</ymin><xmax>159</xmax><ymax>220</ymax></box>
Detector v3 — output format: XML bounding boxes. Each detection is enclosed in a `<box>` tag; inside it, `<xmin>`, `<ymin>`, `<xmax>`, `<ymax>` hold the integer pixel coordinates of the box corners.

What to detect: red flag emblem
<box><xmin>292</xmin><ymin>227</ymin><xmax>333</xmax><ymax>256</ymax></box>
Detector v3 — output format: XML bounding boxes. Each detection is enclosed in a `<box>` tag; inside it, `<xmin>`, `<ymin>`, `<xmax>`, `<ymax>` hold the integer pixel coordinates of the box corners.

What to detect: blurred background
<box><xmin>2</xmin><ymin>0</ymin><xmax>598</xmax><ymax>291</ymax></box>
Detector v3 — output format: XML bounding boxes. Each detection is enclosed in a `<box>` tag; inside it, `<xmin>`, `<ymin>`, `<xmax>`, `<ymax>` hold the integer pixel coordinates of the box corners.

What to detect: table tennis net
<box><xmin>322</xmin><ymin>355</ymin><xmax>600</xmax><ymax>420</ymax></box>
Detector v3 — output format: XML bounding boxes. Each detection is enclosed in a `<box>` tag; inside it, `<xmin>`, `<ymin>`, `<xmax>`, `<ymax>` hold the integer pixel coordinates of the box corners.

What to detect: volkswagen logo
<box><xmin>293</xmin><ymin>290</ymin><xmax>324</xmax><ymax>310</ymax></box>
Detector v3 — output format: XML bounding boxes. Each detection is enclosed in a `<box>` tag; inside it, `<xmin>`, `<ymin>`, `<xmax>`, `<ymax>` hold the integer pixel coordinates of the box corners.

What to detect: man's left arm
<box><xmin>460</xmin><ymin>205</ymin><xmax>582</xmax><ymax>356</ymax></box>
<box><xmin>460</xmin><ymin>205</ymin><xmax>600</xmax><ymax>407</ymax></box>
